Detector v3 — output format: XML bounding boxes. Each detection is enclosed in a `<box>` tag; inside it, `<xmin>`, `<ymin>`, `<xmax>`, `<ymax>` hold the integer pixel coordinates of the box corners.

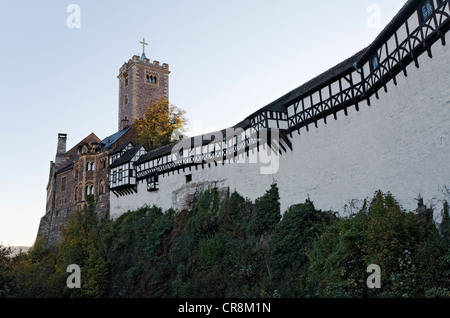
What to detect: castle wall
<box><xmin>111</xmin><ymin>37</ymin><xmax>450</xmax><ymax>219</ymax></box>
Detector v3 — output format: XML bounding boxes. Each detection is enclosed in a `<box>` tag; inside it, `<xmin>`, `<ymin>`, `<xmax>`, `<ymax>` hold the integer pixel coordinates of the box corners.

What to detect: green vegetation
<box><xmin>1</xmin><ymin>186</ymin><xmax>450</xmax><ymax>298</ymax></box>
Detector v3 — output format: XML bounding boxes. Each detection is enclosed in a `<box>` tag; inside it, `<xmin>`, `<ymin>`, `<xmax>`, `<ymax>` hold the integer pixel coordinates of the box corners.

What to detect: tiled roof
<box><xmin>110</xmin><ymin>145</ymin><xmax>145</xmax><ymax>168</ymax></box>
<box><xmin>99</xmin><ymin>126</ymin><xmax>132</xmax><ymax>150</ymax></box>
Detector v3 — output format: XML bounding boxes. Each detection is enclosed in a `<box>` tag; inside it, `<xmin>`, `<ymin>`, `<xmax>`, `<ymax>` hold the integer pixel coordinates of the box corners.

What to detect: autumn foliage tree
<box><xmin>133</xmin><ymin>97</ymin><xmax>188</xmax><ymax>151</ymax></box>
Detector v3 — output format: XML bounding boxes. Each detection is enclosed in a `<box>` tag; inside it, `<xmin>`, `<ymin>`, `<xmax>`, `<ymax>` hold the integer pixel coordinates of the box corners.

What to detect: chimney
<box><xmin>55</xmin><ymin>133</ymin><xmax>67</xmax><ymax>166</ymax></box>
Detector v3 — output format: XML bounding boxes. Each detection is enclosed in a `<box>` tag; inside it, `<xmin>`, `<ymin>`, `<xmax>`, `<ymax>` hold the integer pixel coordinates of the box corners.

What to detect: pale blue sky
<box><xmin>0</xmin><ymin>0</ymin><xmax>406</xmax><ymax>246</ymax></box>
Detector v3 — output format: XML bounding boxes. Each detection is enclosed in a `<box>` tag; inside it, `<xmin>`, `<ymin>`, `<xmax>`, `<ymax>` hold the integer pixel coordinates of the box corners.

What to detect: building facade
<box><xmin>39</xmin><ymin>0</ymin><xmax>450</xmax><ymax>246</ymax></box>
<box><xmin>38</xmin><ymin>50</ymin><xmax>170</xmax><ymax>246</ymax></box>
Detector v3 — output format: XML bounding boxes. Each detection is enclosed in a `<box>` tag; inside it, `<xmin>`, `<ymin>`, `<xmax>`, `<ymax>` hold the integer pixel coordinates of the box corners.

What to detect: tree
<box><xmin>0</xmin><ymin>245</ymin><xmax>18</xmax><ymax>297</ymax></box>
<box><xmin>269</xmin><ymin>200</ymin><xmax>336</xmax><ymax>297</ymax></box>
<box><xmin>248</xmin><ymin>183</ymin><xmax>281</xmax><ymax>242</ymax></box>
<box><xmin>55</xmin><ymin>196</ymin><xmax>110</xmax><ymax>297</ymax></box>
<box><xmin>133</xmin><ymin>97</ymin><xmax>188</xmax><ymax>150</ymax></box>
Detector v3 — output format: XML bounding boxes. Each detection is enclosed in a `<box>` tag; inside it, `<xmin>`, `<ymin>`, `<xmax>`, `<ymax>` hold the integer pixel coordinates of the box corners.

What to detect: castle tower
<box><xmin>117</xmin><ymin>38</ymin><xmax>170</xmax><ymax>131</ymax></box>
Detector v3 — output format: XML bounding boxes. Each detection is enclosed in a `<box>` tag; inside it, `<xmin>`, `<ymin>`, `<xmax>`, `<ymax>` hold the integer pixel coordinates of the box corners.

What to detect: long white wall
<box><xmin>111</xmin><ymin>39</ymin><xmax>449</xmax><ymax>219</ymax></box>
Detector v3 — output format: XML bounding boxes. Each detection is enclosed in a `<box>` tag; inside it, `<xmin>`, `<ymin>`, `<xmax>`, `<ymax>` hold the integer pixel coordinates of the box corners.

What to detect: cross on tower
<box><xmin>140</xmin><ymin>37</ymin><xmax>148</xmax><ymax>55</ymax></box>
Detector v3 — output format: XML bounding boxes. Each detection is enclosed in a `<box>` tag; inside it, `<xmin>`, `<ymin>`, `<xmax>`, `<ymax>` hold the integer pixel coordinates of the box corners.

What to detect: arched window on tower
<box><xmin>74</xmin><ymin>187</ymin><xmax>79</xmax><ymax>201</ymax></box>
<box><xmin>146</xmin><ymin>74</ymin><xmax>157</xmax><ymax>84</ymax></box>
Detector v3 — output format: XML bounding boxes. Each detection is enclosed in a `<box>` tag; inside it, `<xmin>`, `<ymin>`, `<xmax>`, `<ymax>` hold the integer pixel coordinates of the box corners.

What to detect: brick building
<box><xmin>38</xmin><ymin>44</ymin><xmax>170</xmax><ymax>246</ymax></box>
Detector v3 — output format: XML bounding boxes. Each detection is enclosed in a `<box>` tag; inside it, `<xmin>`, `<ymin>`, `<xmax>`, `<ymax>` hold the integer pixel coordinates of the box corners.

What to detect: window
<box><xmin>85</xmin><ymin>184</ymin><xmax>94</xmax><ymax>196</ymax></box>
<box><xmin>86</xmin><ymin>161</ymin><xmax>95</xmax><ymax>171</ymax></box>
<box><xmin>420</xmin><ymin>0</ymin><xmax>433</xmax><ymax>22</ymax></box>
<box><xmin>74</xmin><ymin>187</ymin><xmax>79</xmax><ymax>201</ymax></box>
<box><xmin>61</xmin><ymin>176</ymin><xmax>66</xmax><ymax>192</ymax></box>
<box><xmin>118</xmin><ymin>168</ymin><xmax>123</xmax><ymax>181</ymax></box>
<box><xmin>99</xmin><ymin>180</ymin><xmax>105</xmax><ymax>194</ymax></box>
<box><xmin>370</xmin><ymin>54</ymin><xmax>379</xmax><ymax>72</ymax></box>
<box><xmin>185</xmin><ymin>174</ymin><xmax>192</xmax><ymax>183</ymax></box>
<box><xmin>147</xmin><ymin>175</ymin><xmax>159</xmax><ymax>191</ymax></box>
<box><xmin>124</xmin><ymin>95</ymin><xmax>129</xmax><ymax>105</ymax></box>
<box><xmin>146</xmin><ymin>74</ymin><xmax>157</xmax><ymax>84</ymax></box>
<box><xmin>124</xmin><ymin>75</ymin><xmax>129</xmax><ymax>87</ymax></box>
<box><xmin>113</xmin><ymin>171</ymin><xmax>117</xmax><ymax>183</ymax></box>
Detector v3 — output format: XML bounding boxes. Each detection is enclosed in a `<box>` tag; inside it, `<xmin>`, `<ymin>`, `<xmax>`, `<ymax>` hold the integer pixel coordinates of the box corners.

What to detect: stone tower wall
<box><xmin>118</xmin><ymin>55</ymin><xmax>170</xmax><ymax>130</ymax></box>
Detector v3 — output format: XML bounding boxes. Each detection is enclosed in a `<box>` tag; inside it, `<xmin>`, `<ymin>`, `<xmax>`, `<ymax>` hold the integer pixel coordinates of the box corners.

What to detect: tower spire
<box><xmin>140</xmin><ymin>37</ymin><xmax>148</xmax><ymax>60</ymax></box>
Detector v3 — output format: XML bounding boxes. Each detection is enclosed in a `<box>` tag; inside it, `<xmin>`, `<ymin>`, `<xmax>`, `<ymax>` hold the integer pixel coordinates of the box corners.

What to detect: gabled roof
<box><xmin>109</xmin><ymin>141</ymin><xmax>133</xmax><ymax>155</ymax></box>
<box><xmin>55</xmin><ymin>163</ymin><xmax>74</xmax><ymax>175</ymax></box>
<box><xmin>134</xmin><ymin>142</ymin><xmax>177</xmax><ymax>165</ymax></box>
<box><xmin>110</xmin><ymin>144</ymin><xmax>145</xmax><ymax>168</ymax></box>
<box><xmin>64</xmin><ymin>132</ymin><xmax>100</xmax><ymax>162</ymax></box>
<box><xmin>99</xmin><ymin>126</ymin><xmax>132</xmax><ymax>150</ymax></box>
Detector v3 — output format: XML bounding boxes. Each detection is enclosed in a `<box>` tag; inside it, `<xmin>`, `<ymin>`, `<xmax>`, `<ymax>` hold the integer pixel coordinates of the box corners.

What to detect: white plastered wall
<box><xmin>111</xmin><ymin>39</ymin><xmax>449</xmax><ymax>220</ymax></box>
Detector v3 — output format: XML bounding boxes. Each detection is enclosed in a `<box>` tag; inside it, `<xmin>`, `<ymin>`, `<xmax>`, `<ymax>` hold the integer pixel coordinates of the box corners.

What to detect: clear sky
<box><xmin>0</xmin><ymin>0</ymin><xmax>407</xmax><ymax>247</ymax></box>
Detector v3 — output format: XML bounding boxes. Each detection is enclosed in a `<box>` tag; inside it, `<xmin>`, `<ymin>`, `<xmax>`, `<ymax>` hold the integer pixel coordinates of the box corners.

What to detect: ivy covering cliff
<box><xmin>2</xmin><ymin>186</ymin><xmax>450</xmax><ymax>298</ymax></box>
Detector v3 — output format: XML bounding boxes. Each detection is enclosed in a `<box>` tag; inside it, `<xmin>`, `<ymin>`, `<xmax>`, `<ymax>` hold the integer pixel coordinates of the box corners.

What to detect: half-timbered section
<box><xmin>108</xmin><ymin>142</ymin><xmax>134</xmax><ymax>166</ymax></box>
<box><xmin>130</xmin><ymin>0</ymin><xmax>449</xmax><ymax>183</ymax></box>
<box><xmin>109</xmin><ymin>144</ymin><xmax>147</xmax><ymax>197</ymax></box>
<box><xmin>131</xmin><ymin>123</ymin><xmax>292</xmax><ymax>192</ymax></box>
<box><xmin>263</xmin><ymin>0</ymin><xmax>450</xmax><ymax>137</ymax></box>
